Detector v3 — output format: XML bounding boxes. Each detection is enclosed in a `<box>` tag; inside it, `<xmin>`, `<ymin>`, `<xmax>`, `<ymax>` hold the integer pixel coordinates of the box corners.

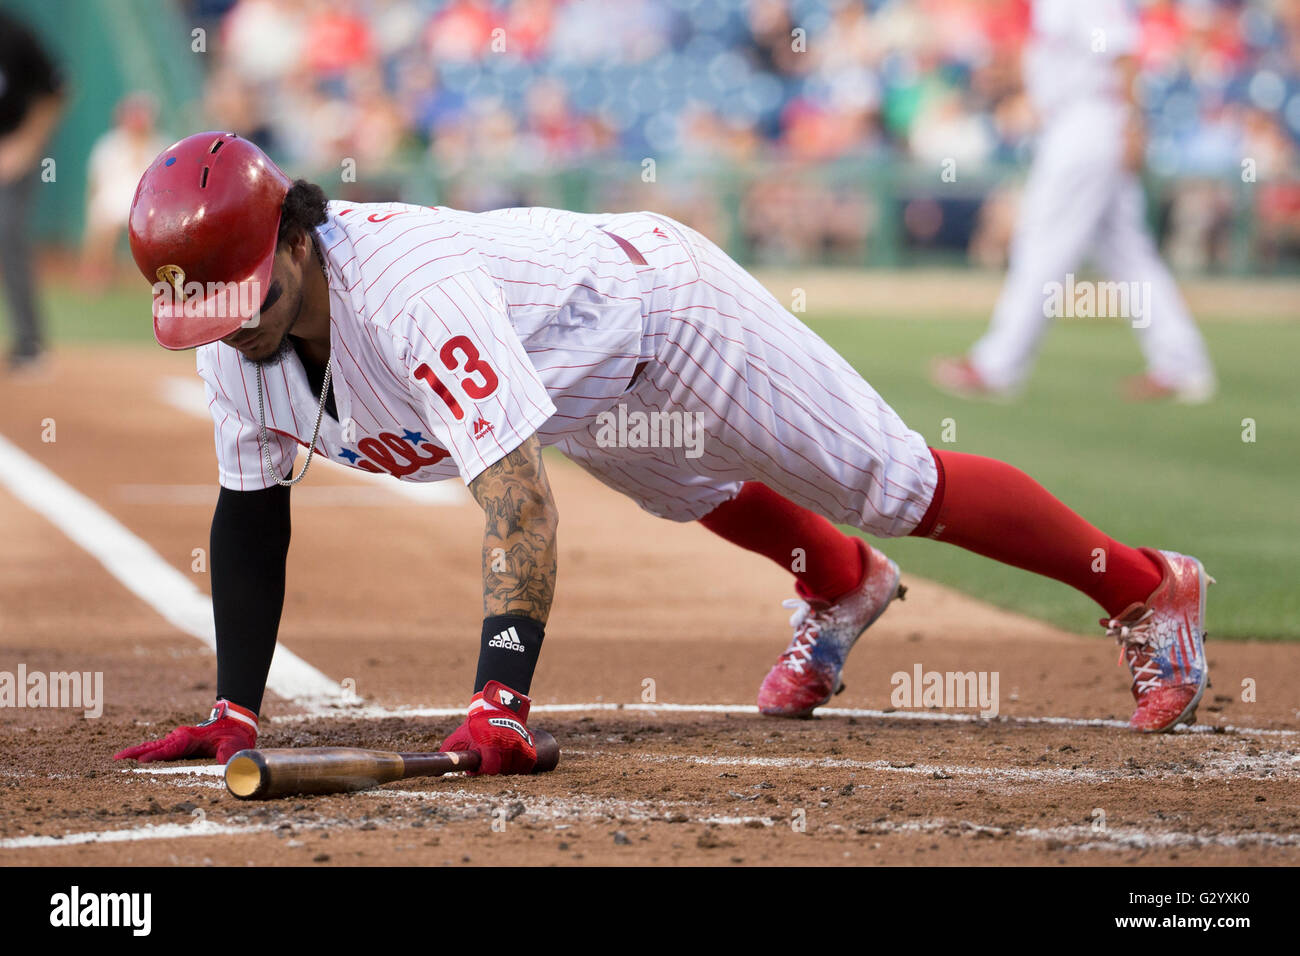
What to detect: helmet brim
<box><xmin>151</xmin><ymin>233</ymin><xmax>279</xmax><ymax>351</ymax></box>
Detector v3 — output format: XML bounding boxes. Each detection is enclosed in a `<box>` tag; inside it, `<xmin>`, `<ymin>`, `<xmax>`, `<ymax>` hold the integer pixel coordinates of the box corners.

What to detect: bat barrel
<box><xmin>224</xmin><ymin>730</ymin><xmax>561</xmax><ymax>799</ymax></box>
<box><xmin>225</xmin><ymin>746</ymin><xmax>407</xmax><ymax>799</ymax></box>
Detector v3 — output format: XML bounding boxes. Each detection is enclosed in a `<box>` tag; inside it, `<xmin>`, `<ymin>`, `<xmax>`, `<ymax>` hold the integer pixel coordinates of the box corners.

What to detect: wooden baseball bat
<box><xmin>224</xmin><ymin>728</ymin><xmax>560</xmax><ymax>800</ymax></box>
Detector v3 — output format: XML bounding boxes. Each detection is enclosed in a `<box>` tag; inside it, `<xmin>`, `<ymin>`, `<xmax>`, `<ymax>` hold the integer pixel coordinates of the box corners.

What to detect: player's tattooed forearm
<box><xmin>468</xmin><ymin>434</ymin><xmax>558</xmax><ymax>623</ymax></box>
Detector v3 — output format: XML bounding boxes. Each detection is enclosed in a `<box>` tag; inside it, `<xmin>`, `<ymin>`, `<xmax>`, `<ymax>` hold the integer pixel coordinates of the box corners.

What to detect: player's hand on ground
<box><xmin>440</xmin><ymin>681</ymin><xmax>536</xmax><ymax>775</ymax></box>
<box><xmin>113</xmin><ymin>700</ymin><xmax>258</xmax><ymax>765</ymax></box>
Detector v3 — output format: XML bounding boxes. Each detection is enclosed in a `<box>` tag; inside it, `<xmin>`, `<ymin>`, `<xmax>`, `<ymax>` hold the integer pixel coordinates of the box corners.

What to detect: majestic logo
<box><xmin>487</xmin><ymin>627</ymin><xmax>526</xmax><ymax>654</ymax></box>
<box><xmin>471</xmin><ymin>415</ymin><xmax>494</xmax><ymax>440</ymax></box>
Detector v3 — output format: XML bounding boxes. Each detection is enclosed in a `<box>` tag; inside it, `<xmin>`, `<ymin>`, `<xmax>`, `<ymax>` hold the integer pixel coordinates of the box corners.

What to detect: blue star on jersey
<box><xmin>337</xmin><ymin>447</ymin><xmax>361</xmax><ymax>463</ymax></box>
<box><xmin>402</xmin><ymin>429</ymin><xmax>425</xmax><ymax>444</ymax></box>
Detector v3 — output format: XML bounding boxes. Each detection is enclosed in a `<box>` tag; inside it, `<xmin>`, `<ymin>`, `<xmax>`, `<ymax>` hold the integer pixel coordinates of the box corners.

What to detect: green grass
<box><xmin>45</xmin><ymin>284</ymin><xmax>156</xmax><ymax>344</ymax></box>
<box><xmin>808</xmin><ymin>314</ymin><xmax>1300</xmax><ymax>641</ymax></box>
<box><xmin>29</xmin><ymin>282</ymin><xmax>1300</xmax><ymax>640</ymax></box>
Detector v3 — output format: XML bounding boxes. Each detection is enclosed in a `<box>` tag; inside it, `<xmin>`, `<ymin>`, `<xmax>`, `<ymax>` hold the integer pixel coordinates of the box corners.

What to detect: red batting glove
<box><xmin>439</xmin><ymin>681</ymin><xmax>536</xmax><ymax>775</ymax></box>
<box><xmin>113</xmin><ymin>699</ymin><xmax>258</xmax><ymax>765</ymax></box>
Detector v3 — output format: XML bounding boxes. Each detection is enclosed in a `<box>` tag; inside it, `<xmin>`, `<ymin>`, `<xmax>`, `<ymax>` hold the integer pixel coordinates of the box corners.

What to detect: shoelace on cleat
<box><xmin>779</xmin><ymin>598</ymin><xmax>825</xmax><ymax>674</ymax></box>
<box><xmin>1105</xmin><ymin>608</ymin><xmax>1162</xmax><ymax>693</ymax></box>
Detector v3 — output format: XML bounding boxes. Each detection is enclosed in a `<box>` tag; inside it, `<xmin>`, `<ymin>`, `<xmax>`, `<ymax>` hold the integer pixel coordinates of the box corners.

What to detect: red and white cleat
<box><xmin>1103</xmin><ymin>548</ymin><xmax>1213</xmax><ymax>733</ymax></box>
<box><xmin>929</xmin><ymin>356</ymin><xmax>1014</xmax><ymax>402</ymax></box>
<box><xmin>758</xmin><ymin>540</ymin><xmax>905</xmax><ymax>718</ymax></box>
<box><xmin>1121</xmin><ymin>373</ymin><xmax>1216</xmax><ymax>405</ymax></box>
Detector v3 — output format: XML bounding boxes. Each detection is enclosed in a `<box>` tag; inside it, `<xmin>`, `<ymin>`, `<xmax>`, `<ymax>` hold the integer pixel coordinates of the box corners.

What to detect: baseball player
<box><xmin>116</xmin><ymin>132</ymin><xmax>1211</xmax><ymax>775</ymax></box>
<box><xmin>0</xmin><ymin>9</ymin><xmax>66</xmax><ymax>373</ymax></box>
<box><xmin>932</xmin><ymin>0</ymin><xmax>1216</xmax><ymax>403</ymax></box>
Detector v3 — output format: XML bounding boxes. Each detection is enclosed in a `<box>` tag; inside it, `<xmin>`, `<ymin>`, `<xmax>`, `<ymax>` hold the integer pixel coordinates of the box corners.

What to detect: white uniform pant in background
<box><xmin>970</xmin><ymin>103</ymin><xmax>1215</xmax><ymax>393</ymax></box>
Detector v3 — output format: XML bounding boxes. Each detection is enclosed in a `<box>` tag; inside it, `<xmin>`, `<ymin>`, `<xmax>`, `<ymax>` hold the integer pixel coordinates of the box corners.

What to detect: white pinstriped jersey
<box><xmin>197</xmin><ymin>201</ymin><xmax>666</xmax><ymax>490</ymax></box>
<box><xmin>198</xmin><ymin>203</ymin><xmax>937</xmax><ymax>539</ymax></box>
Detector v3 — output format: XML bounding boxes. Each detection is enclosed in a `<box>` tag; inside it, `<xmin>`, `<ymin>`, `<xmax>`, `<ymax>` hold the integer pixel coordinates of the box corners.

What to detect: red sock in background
<box><xmin>699</xmin><ymin>482</ymin><xmax>866</xmax><ymax>602</ymax></box>
<box><xmin>911</xmin><ymin>449</ymin><xmax>1163</xmax><ymax>618</ymax></box>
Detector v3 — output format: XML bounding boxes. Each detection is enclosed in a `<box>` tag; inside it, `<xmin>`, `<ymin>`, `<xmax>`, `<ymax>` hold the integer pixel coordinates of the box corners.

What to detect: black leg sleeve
<box><xmin>210</xmin><ymin>485</ymin><xmax>291</xmax><ymax>714</ymax></box>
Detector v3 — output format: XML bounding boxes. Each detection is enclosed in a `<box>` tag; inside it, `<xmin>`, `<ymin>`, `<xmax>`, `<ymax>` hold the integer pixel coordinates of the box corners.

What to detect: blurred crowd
<box><xmin>142</xmin><ymin>1</ymin><xmax>1300</xmax><ymax>266</ymax></box>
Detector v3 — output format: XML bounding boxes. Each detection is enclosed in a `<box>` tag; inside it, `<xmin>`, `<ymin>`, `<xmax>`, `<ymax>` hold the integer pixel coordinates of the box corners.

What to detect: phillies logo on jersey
<box><xmin>336</xmin><ymin>430</ymin><xmax>449</xmax><ymax>478</ymax></box>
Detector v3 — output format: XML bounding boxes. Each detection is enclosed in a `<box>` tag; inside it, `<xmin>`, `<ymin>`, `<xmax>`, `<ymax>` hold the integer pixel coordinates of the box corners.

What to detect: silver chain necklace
<box><xmin>256</xmin><ymin>241</ymin><xmax>332</xmax><ymax>487</ymax></box>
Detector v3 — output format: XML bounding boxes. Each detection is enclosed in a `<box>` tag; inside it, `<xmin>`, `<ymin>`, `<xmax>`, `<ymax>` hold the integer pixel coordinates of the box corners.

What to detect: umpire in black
<box><xmin>0</xmin><ymin>9</ymin><xmax>65</xmax><ymax>372</ymax></box>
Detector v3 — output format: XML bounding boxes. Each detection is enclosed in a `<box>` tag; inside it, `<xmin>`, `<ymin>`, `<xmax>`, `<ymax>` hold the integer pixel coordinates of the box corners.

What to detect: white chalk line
<box><xmin>361</xmin><ymin>790</ymin><xmax>1300</xmax><ymax>851</ymax></box>
<box><xmin>8</xmin><ymin>742</ymin><xmax>1295</xmax><ymax>852</ymax></box>
<box><xmin>274</xmin><ymin>699</ymin><xmax>1300</xmax><ymax>738</ymax></box>
<box><xmin>563</xmin><ymin>747</ymin><xmax>1300</xmax><ymax>784</ymax></box>
<box><xmin>858</xmin><ymin>818</ymin><xmax>1300</xmax><ymax>851</ymax></box>
<box><xmin>159</xmin><ymin>376</ymin><xmax>464</xmax><ymax>507</ymax></box>
<box><xmin>123</xmin><ymin>744</ymin><xmax>1300</xmax><ymax>788</ymax></box>
<box><xmin>0</xmin><ymin>431</ymin><xmax>341</xmax><ymax>706</ymax></box>
<box><xmin>11</xmin><ymin>803</ymin><xmax>1293</xmax><ymax>854</ymax></box>
<box><xmin>127</xmin><ymin>765</ymin><xmax>225</xmax><ymax>777</ymax></box>
<box><xmin>0</xmin><ymin>820</ymin><xmax>283</xmax><ymax>850</ymax></box>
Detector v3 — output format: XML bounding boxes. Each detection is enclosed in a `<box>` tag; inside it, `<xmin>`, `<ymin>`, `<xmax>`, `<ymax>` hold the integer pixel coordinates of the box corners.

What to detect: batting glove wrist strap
<box><xmin>440</xmin><ymin>681</ymin><xmax>537</xmax><ymax>775</ymax></box>
<box><xmin>474</xmin><ymin>614</ymin><xmax>545</xmax><ymax>695</ymax></box>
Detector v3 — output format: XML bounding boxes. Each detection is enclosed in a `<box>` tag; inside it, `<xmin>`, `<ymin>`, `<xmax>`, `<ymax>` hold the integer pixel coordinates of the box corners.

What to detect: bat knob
<box><xmin>532</xmin><ymin>728</ymin><xmax>561</xmax><ymax>773</ymax></box>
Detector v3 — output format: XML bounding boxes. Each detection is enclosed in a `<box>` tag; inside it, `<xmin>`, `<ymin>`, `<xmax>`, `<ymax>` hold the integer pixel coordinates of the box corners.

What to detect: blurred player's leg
<box><xmin>1091</xmin><ymin>175</ymin><xmax>1216</xmax><ymax>402</ymax></box>
<box><xmin>961</xmin><ymin>114</ymin><xmax>1116</xmax><ymax>393</ymax></box>
<box><xmin>0</xmin><ymin>169</ymin><xmax>45</xmax><ymax>368</ymax></box>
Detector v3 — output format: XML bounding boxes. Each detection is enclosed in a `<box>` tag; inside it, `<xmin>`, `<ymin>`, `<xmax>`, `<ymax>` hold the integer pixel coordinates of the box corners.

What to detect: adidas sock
<box><xmin>911</xmin><ymin>449</ymin><xmax>1163</xmax><ymax>618</ymax></box>
<box><xmin>475</xmin><ymin>615</ymin><xmax>544</xmax><ymax>694</ymax></box>
<box><xmin>699</xmin><ymin>481</ymin><xmax>866</xmax><ymax>602</ymax></box>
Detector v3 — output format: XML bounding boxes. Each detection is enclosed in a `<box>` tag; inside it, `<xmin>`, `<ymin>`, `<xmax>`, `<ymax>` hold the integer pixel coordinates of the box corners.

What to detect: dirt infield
<box><xmin>1</xmin><ymin>348</ymin><xmax>1297</xmax><ymax>866</ymax></box>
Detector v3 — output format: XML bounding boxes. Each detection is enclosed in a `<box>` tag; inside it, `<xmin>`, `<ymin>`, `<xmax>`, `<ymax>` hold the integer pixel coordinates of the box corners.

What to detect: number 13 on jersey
<box><xmin>414</xmin><ymin>334</ymin><xmax>500</xmax><ymax>421</ymax></box>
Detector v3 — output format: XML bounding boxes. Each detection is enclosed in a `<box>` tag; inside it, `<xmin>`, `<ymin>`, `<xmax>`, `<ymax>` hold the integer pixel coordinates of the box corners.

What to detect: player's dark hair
<box><xmin>276</xmin><ymin>179</ymin><xmax>329</xmax><ymax>248</ymax></box>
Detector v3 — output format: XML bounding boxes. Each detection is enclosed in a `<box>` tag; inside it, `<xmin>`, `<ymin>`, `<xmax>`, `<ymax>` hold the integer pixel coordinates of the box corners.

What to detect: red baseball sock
<box><xmin>911</xmin><ymin>449</ymin><xmax>1163</xmax><ymax>618</ymax></box>
<box><xmin>699</xmin><ymin>482</ymin><xmax>866</xmax><ymax>602</ymax></box>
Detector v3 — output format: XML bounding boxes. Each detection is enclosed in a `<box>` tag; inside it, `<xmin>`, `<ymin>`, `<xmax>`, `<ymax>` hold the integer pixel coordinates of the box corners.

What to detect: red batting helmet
<box><xmin>129</xmin><ymin>132</ymin><xmax>293</xmax><ymax>350</ymax></box>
